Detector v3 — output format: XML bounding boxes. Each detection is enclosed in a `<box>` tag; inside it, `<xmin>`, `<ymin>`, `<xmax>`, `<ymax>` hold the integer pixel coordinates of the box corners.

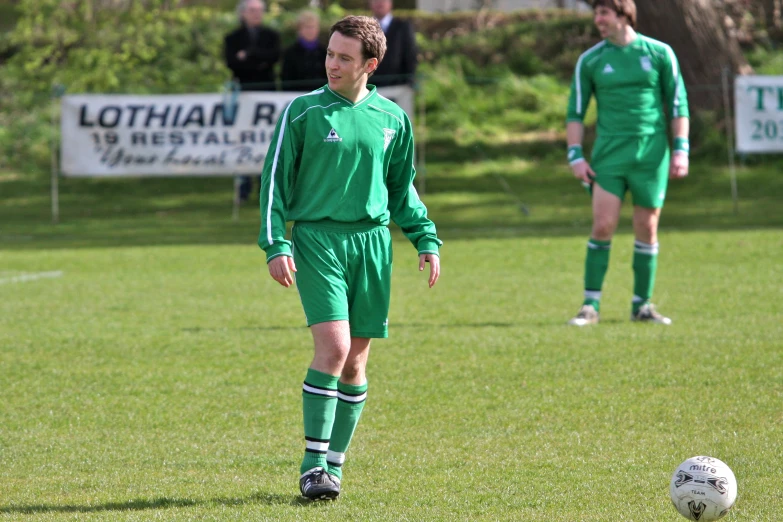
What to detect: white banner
<box><xmin>60</xmin><ymin>86</ymin><xmax>414</xmax><ymax>177</ymax></box>
<box><xmin>735</xmin><ymin>75</ymin><xmax>783</xmax><ymax>154</ymax></box>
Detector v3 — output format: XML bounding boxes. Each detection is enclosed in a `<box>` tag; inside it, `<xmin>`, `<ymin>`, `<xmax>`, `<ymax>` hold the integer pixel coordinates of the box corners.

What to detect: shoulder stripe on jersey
<box><xmin>575</xmin><ymin>41</ymin><xmax>606</xmax><ymax>115</ymax></box>
<box><xmin>368</xmin><ymin>104</ymin><xmax>405</xmax><ymax>128</ymax></box>
<box><xmin>639</xmin><ymin>35</ymin><xmax>666</xmax><ymax>58</ymax></box>
<box><xmin>266</xmin><ymin>90</ymin><xmax>323</xmax><ymax>246</ymax></box>
<box><xmin>665</xmin><ymin>45</ymin><xmax>681</xmax><ymax>117</ymax></box>
<box><xmin>291</xmin><ymin>101</ymin><xmax>341</xmax><ymax>123</ymax></box>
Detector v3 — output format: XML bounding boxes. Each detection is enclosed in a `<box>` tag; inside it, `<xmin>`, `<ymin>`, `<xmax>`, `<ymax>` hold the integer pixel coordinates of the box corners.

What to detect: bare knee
<box><xmin>633</xmin><ymin>209</ymin><xmax>660</xmax><ymax>244</ymax></box>
<box><xmin>317</xmin><ymin>344</ymin><xmax>350</xmax><ymax>372</ymax></box>
<box><xmin>635</xmin><ymin>224</ymin><xmax>657</xmax><ymax>244</ymax></box>
<box><xmin>311</xmin><ymin>322</ymin><xmax>352</xmax><ymax>375</ymax></box>
<box><xmin>341</xmin><ymin>338</ymin><xmax>371</xmax><ymax>384</ymax></box>
<box><xmin>592</xmin><ymin>217</ymin><xmax>616</xmax><ymax>240</ymax></box>
<box><xmin>341</xmin><ymin>361</ymin><xmax>364</xmax><ymax>382</ymax></box>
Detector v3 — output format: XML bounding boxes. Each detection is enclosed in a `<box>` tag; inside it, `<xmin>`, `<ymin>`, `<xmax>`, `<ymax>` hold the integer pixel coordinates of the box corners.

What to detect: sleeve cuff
<box><xmin>264</xmin><ymin>243</ymin><xmax>292</xmax><ymax>263</ymax></box>
<box><xmin>417</xmin><ymin>239</ymin><xmax>441</xmax><ymax>256</ymax></box>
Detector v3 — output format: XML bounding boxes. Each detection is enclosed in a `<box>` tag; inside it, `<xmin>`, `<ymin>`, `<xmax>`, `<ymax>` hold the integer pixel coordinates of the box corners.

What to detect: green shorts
<box><xmin>591</xmin><ymin>134</ymin><xmax>670</xmax><ymax>208</ymax></box>
<box><xmin>292</xmin><ymin>221</ymin><xmax>392</xmax><ymax>339</ymax></box>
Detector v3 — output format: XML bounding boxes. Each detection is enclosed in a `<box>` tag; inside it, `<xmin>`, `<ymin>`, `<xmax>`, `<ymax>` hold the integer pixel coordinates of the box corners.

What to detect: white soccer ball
<box><xmin>669</xmin><ymin>456</ymin><xmax>737</xmax><ymax>521</ymax></box>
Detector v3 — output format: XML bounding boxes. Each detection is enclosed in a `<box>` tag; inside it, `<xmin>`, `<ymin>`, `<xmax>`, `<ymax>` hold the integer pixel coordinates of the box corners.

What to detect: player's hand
<box><xmin>237</xmin><ymin>50</ymin><xmax>247</xmax><ymax>61</ymax></box>
<box><xmin>670</xmin><ymin>153</ymin><xmax>689</xmax><ymax>179</ymax></box>
<box><xmin>268</xmin><ymin>255</ymin><xmax>296</xmax><ymax>287</ymax></box>
<box><xmin>419</xmin><ymin>254</ymin><xmax>440</xmax><ymax>288</ymax></box>
<box><xmin>571</xmin><ymin>161</ymin><xmax>596</xmax><ymax>185</ymax></box>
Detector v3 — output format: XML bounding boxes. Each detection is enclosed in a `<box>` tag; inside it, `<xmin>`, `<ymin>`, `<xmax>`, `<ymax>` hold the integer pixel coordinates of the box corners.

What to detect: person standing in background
<box><xmin>565</xmin><ymin>0</ymin><xmax>689</xmax><ymax>326</ymax></box>
<box><xmin>368</xmin><ymin>0</ymin><xmax>417</xmax><ymax>87</ymax></box>
<box><xmin>224</xmin><ymin>0</ymin><xmax>281</xmax><ymax>201</ymax></box>
<box><xmin>281</xmin><ymin>11</ymin><xmax>328</xmax><ymax>92</ymax></box>
<box><xmin>224</xmin><ymin>0</ymin><xmax>280</xmax><ymax>91</ymax></box>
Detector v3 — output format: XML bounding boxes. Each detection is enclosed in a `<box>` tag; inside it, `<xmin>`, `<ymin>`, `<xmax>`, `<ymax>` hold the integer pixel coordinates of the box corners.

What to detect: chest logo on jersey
<box><xmin>383</xmin><ymin>128</ymin><xmax>396</xmax><ymax>152</ymax></box>
<box><xmin>602</xmin><ymin>63</ymin><xmax>614</xmax><ymax>74</ymax></box>
<box><xmin>324</xmin><ymin>128</ymin><xmax>342</xmax><ymax>143</ymax></box>
<box><xmin>640</xmin><ymin>56</ymin><xmax>652</xmax><ymax>72</ymax></box>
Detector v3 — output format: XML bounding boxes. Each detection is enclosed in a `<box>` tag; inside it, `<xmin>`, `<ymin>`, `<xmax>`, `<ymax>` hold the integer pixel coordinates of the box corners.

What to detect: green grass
<box><xmin>1</xmin><ymin>157</ymin><xmax>783</xmax><ymax>520</ymax></box>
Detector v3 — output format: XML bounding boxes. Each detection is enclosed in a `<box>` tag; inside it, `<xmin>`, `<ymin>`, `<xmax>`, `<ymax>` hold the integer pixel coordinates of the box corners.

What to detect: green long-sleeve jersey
<box><xmin>567</xmin><ymin>34</ymin><xmax>689</xmax><ymax>136</ymax></box>
<box><xmin>258</xmin><ymin>85</ymin><xmax>441</xmax><ymax>261</ymax></box>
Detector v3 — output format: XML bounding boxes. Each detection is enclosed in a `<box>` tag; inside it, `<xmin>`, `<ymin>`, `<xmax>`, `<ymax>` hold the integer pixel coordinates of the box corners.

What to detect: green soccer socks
<box><xmin>327</xmin><ymin>381</ymin><xmax>368</xmax><ymax>480</ymax></box>
<box><xmin>583</xmin><ymin>239</ymin><xmax>612</xmax><ymax>311</ymax></box>
<box><xmin>301</xmin><ymin>368</ymin><xmax>339</xmax><ymax>475</ymax></box>
<box><xmin>632</xmin><ymin>240</ymin><xmax>659</xmax><ymax>313</ymax></box>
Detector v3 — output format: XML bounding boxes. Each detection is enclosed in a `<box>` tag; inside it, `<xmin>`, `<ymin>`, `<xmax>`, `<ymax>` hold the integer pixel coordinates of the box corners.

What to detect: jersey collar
<box><xmin>604</xmin><ymin>34</ymin><xmax>640</xmax><ymax>50</ymax></box>
<box><xmin>326</xmin><ymin>85</ymin><xmax>378</xmax><ymax>108</ymax></box>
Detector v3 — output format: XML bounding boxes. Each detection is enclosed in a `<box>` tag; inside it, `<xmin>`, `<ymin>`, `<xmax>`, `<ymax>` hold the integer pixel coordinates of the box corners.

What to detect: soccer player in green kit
<box><xmin>258</xmin><ymin>16</ymin><xmax>441</xmax><ymax>500</ymax></box>
<box><xmin>566</xmin><ymin>0</ymin><xmax>689</xmax><ymax>326</ymax></box>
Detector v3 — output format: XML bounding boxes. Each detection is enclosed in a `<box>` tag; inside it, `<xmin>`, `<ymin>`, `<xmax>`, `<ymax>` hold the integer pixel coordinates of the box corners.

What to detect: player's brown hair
<box><xmin>593</xmin><ymin>0</ymin><xmax>637</xmax><ymax>29</ymax></box>
<box><xmin>330</xmin><ymin>15</ymin><xmax>387</xmax><ymax>67</ymax></box>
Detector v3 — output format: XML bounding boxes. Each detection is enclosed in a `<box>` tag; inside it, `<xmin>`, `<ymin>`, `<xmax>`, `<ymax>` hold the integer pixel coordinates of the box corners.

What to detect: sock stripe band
<box><xmin>337</xmin><ymin>391</ymin><xmax>367</xmax><ymax>403</ymax></box>
<box><xmin>305</xmin><ymin>440</ymin><xmax>330</xmax><ymax>452</ymax></box>
<box><xmin>302</xmin><ymin>382</ymin><xmax>338</xmax><ymax>397</ymax></box>
<box><xmin>584</xmin><ymin>290</ymin><xmax>602</xmax><ymax>300</ymax></box>
<box><xmin>326</xmin><ymin>450</ymin><xmax>346</xmax><ymax>466</ymax></box>
<box><xmin>634</xmin><ymin>241</ymin><xmax>659</xmax><ymax>255</ymax></box>
<box><xmin>587</xmin><ymin>241</ymin><xmax>611</xmax><ymax>250</ymax></box>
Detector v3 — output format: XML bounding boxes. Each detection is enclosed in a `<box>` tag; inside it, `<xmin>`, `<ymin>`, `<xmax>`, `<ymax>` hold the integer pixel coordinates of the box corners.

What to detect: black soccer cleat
<box><xmin>328</xmin><ymin>473</ymin><xmax>341</xmax><ymax>494</ymax></box>
<box><xmin>299</xmin><ymin>467</ymin><xmax>340</xmax><ymax>501</ymax></box>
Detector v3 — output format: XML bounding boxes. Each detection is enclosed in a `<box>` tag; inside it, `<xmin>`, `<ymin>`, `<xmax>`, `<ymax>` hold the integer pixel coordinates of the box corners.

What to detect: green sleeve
<box><xmin>387</xmin><ymin>113</ymin><xmax>442</xmax><ymax>255</ymax></box>
<box><xmin>566</xmin><ymin>54</ymin><xmax>593</xmax><ymax>123</ymax></box>
<box><xmin>258</xmin><ymin>102</ymin><xmax>301</xmax><ymax>262</ymax></box>
<box><xmin>661</xmin><ymin>45</ymin><xmax>689</xmax><ymax>120</ymax></box>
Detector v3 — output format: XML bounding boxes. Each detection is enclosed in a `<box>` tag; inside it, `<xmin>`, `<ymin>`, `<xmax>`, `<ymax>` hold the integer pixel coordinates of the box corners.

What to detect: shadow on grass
<box><xmin>0</xmin><ymin>492</ymin><xmax>317</xmax><ymax>514</ymax></box>
<box><xmin>183</xmin><ymin>322</ymin><xmax>515</xmax><ymax>333</ymax></box>
<box><xmin>2</xmin><ymin>143</ymin><xmax>782</xmax><ymax>250</ymax></box>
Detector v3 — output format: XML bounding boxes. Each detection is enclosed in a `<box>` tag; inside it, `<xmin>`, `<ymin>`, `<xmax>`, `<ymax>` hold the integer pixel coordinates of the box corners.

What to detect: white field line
<box><xmin>0</xmin><ymin>271</ymin><xmax>64</xmax><ymax>285</ymax></box>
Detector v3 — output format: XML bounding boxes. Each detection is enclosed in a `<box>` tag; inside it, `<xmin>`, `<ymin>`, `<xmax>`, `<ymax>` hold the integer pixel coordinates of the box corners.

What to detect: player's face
<box><xmin>242</xmin><ymin>0</ymin><xmax>264</xmax><ymax>27</ymax></box>
<box><xmin>326</xmin><ymin>31</ymin><xmax>378</xmax><ymax>96</ymax></box>
<box><xmin>594</xmin><ymin>6</ymin><xmax>624</xmax><ymax>40</ymax></box>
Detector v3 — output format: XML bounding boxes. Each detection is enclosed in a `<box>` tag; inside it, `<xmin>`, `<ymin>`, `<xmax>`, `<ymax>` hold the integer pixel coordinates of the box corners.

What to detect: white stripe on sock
<box><xmin>584</xmin><ymin>290</ymin><xmax>602</xmax><ymax>300</ymax></box>
<box><xmin>302</xmin><ymin>383</ymin><xmax>338</xmax><ymax>397</ymax></box>
<box><xmin>306</xmin><ymin>440</ymin><xmax>329</xmax><ymax>452</ymax></box>
<box><xmin>634</xmin><ymin>241</ymin><xmax>659</xmax><ymax>255</ymax></box>
<box><xmin>326</xmin><ymin>450</ymin><xmax>345</xmax><ymax>465</ymax></box>
<box><xmin>337</xmin><ymin>391</ymin><xmax>367</xmax><ymax>403</ymax></box>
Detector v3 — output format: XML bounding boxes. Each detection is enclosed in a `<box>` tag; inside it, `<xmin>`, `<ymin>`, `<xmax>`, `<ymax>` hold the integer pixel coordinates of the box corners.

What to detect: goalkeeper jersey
<box><xmin>258</xmin><ymin>84</ymin><xmax>441</xmax><ymax>261</ymax></box>
<box><xmin>566</xmin><ymin>34</ymin><xmax>689</xmax><ymax>137</ymax></box>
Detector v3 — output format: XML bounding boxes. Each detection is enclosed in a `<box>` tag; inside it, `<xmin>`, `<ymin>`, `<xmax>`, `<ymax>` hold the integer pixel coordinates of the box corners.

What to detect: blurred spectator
<box><xmin>369</xmin><ymin>0</ymin><xmax>417</xmax><ymax>87</ymax></box>
<box><xmin>224</xmin><ymin>0</ymin><xmax>281</xmax><ymax>92</ymax></box>
<box><xmin>281</xmin><ymin>11</ymin><xmax>328</xmax><ymax>92</ymax></box>
<box><xmin>224</xmin><ymin>0</ymin><xmax>280</xmax><ymax>201</ymax></box>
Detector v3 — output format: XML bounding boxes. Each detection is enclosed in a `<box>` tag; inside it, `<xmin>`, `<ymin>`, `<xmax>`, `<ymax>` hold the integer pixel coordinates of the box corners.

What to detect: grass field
<box><xmin>1</xmin><ymin>157</ymin><xmax>782</xmax><ymax>521</ymax></box>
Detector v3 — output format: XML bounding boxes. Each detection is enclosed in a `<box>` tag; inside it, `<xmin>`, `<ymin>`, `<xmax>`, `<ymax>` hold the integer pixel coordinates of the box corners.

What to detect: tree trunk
<box><xmin>761</xmin><ymin>0</ymin><xmax>782</xmax><ymax>37</ymax></box>
<box><xmin>635</xmin><ymin>0</ymin><xmax>752</xmax><ymax>110</ymax></box>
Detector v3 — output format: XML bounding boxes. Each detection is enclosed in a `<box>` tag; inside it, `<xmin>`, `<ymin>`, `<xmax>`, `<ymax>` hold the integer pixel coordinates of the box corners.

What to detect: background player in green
<box><xmin>565</xmin><ymin>0</ymin><xmax>689</xmax><ymax>326</ymax></box>
<box><xmin>258</xmin><ymin>15</ymin><xmax>441</xmax><ymax>500</ymax></box>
